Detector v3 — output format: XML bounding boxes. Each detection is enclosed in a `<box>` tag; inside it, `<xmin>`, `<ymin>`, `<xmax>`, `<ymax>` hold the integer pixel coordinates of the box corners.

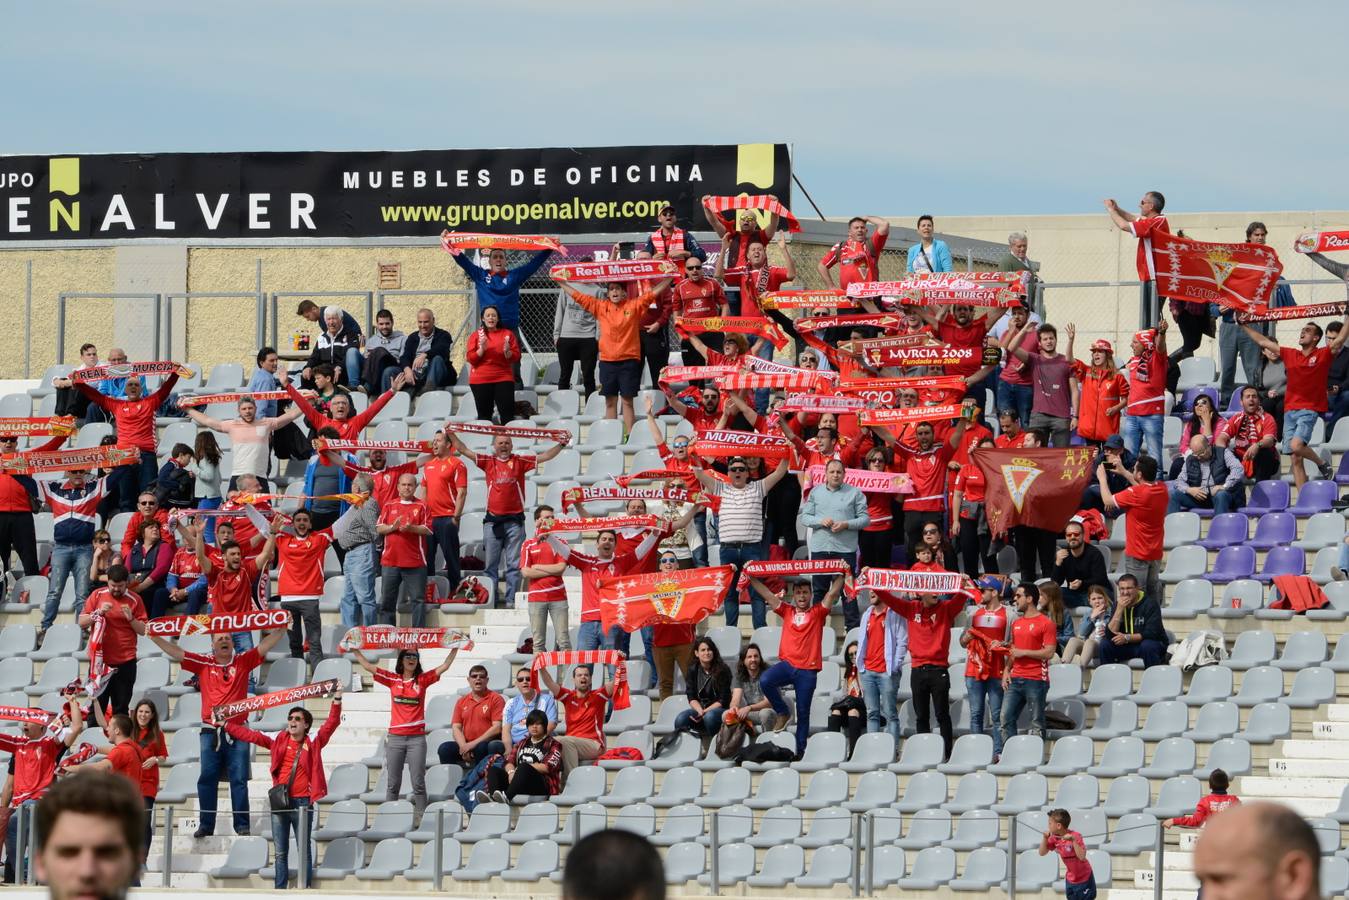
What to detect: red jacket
<box><xmin>1172</xmin><ymin>792</ymin><xmax>1240</xmax><ymax>828</ymax></box>
<box><xmin>1077</xmin><ymin>365</ymin><xmax>1129</xmax><ymax>443</ymax></box>
<box><xmin>286</xmin><ymin>383</ymin><xmax>393</xmax><ymax>441</ymax></box>
<box><xmin>225</xmin><ymin>699</ymin><xmax>341</xmax><ymax>801</ymax></box>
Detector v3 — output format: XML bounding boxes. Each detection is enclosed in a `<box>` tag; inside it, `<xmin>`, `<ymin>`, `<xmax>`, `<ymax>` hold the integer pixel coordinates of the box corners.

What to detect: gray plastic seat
<box><xmin>797</xmin><ymin>843</ymin><xmax>853</xmax><ymax>888</ymax></box>
<box><xmin>1039</xmin><ymin>734</ymin><xmax>1094</xmax><ymax>776</ymax></box>
<box><xmin>311</xmin><ymin>836</ymin><xmax>364</xmax><ymax>879</ymax></box>
<box><xmin>362</xmin><ymin>800</ymin><xmax>415</xmax><ymax>841</ymax></box>
<box><xmin>1321</xmin><ymin>857</ymin><xmax>1349</xmax><ymax>896</ymax></box>
<box><xmin>943</xmin><ymin>771</ymin><xmax>997</xmax><ymax>814</ymax></box>
<box><xmin>29</xmin><ymin>623</ymin><xmax>79</xmax><ymax>662</ymax></box>
<box><xmin>452</xmin><ymin>837</ymin><xmax>510</xmax><ymax>881</ymax></box>
<box><xmin>500</xmin><ymin>838</ymin><xmax>560</xmax><ymax>883</ymax></box>
<box><xmin>700</xmin><ymin>803</ymin><xmax>753</xmax><ymax>846</ymax></box>
<box><xmin>694</xmin><ymin>767</ymin><xmax>751</xmax><ymax>810</ymax></box>
<box><xmin>1083</xmin><ymin>699</ymin><xmax>1138</xmax><ymax>738</ymax></box>
<box><xmin>650</xmin><ymin>766</ymin><xmax>701</xmax><ymax>809</ymax></box>
<box><xmin>1082</xmin><ymin>664</ymin><xmax>1132</xmax><ymax>704</ymax></box>
<box><xmin>889</xmin><ymin>732</ymin><xmax>944</xmax><ymax>773</ymax></box>
<box><xmin>949</xmin><ymin>846</ymin><xmax>1007</xmax><ymax>892</ymax></box>
<box><xmin>663</xmin><ymin>842</ymin><xmax>706</xmax><ymax>884</ymax></box>
<box><xmin>554</xmin><ymin>803</ymin><xmax>607</xmax><ymax>846</ymax></box>
<box><xmin>1161</xmin><ymin>544</ymin><xmax>1207</xmax><ymax>583</ymax></box>
<box><xmin>937</xmin><ymin>733</ymin><xmax>993</xmax><ymax>775</ymax></box>
<box><xmin>25</xmin><ymin>657</ymin><xmax>78</xmax><ymax>696</ymax></box>
<box><xmin>0</xmin><ymin>623</ymin><xmax>36</xmax><ymax>657</ymax></box>
<box><xmin>555</xmin><ymin>765</ymin><xmax>607</xmax><ymax>804</ymax></box>
<box><xmin>795</xmin><ymin>731</ymin><xmax>847</xmax><ymax>773</ymax></box>
<box><xmin>991</xmin><ymin>772</ymin><xmax>1049</xmax><ymax>815</ymax></box>
<box><xmin>1240</xmin><ymin>702</ymin><xmax>1293</xmax><ymax>743</ymax></box>
<box><xmin>324</xmin><ymin>763</ymin><xmax>369</xmax><ymax>804</ymax></box>
<box><xmin>505</xmin><ymin>801</ymin><xmax>557</xmax><ymax>845</ymax></box>
<box><xmin>989</xmin><ymin>735</ymin><xmax>1043</xmax><ymax>776</ymax></box>
<box><xmin>1010</xmin><ymin>810</ymin><xmax>1049</xmax><ymax>851</ymax></box>
<box><xmin>896</xmin><ymin>846</ymin><xmax>956</xmax><ymax>890</ymax></box>
<box><xmin>1165</xmin><ymin>579</ymin><xmax>1213</xmax><ymax>618</ymax></box>
<box><xmin>1234</xmin><ymin>665</ymin><xmax>1285</xmax><ymax>706</ymax></box>
<box><xmin>1136</xmin><ymin>701</ymin><xmax>1190</xmax><ymax>741</ymax></box>
<box><xmin>897</xmin><ymin>808</ymin><xmax>952</xmax><ymax>850</ymax></box>
<box><xmin>844</xmin><ymin>770</ymin><xmax>898</xmax><ymax>813</ymax></box>
<box><xmin>1197</xmin><ymin>737</ymin><xmax>1253</xmax><ymax>779</ymax></box>
<box><xmin>741</xmin><ymin>732</ymin><xmax>797</xmax><ymax>771</ymax></box>
<box><xmin>1184</xmin><ymin>665</ymin><xmax>1235</xmax><ymax>705</ymax></box>
<box><xmin>612</xmin><ymin>803</ymin><xmax>656</xmax><ymax>838</ymax></box>
<box><xmin>163</xmin><ymin>726</ymin><xmax>201</xmax><ymax>766</ymax></box>
<box><xmin>791</xmin><ymin>768</ymin><xmax>849</xmax><ymax>811</ymax></box>
<box><xmin>1131</xmin><ymin>666</ymin><xmax>1183</xmax><ymax>704</ymax></box>
<box><xmin>1102</xmin><ymin>774</ymin><xmax>1151</xmax><ymax>817</ymax></box>
<box><xmin>354</xmin><ymin>837</ymin><xmax>414</xmax><ymax>880</ymax></box>
<box><xmin>1053</xmin><ymin>774</ymin><xmax>1100</xmax><ymax>811</ymax></box>
<box><xmin>1276</xmin><ymin>631</ymin><xmax>1328</xmax><ymax>670</ymax></box>
<box><xmin>1046</xmin><ymin>664</ymin><xmax>1084</xmax><ymax>702</ymax></box>
<box><xmin>1144</xmin><ymin>775</ymin><xmax>1202</xmax><ymax>819</ymax></box>
<box><xmin>697</xmin><ymin>842</ymin><xmax>755</xmax><ymax>888</ymax></box>
<box><xmin>261</xmin><ymin>656</ymin><xmax>305</xmax><ymax>692</ymax></box>
<box><xmin>598</xmin><ymin>765</ymin><xmax>654</xmax><ymax>807</ymax></box>
<box><xmin>747</xmin><ymin>806</ymin><xmax>802</xmax><ymax>848</ymax></box>
<box><xmin>0</xmin><ymin>657</ymin><xmax>33</xmax><ymax>693</ymax></box>
<box><xmin>1139</xmin><ymin>737</ymin><xmax>1197</xmax><ymax>778</ymax></box>
<box><xmin>309</xmin><ymin>798</ymin><xmax>366</xmax><ymax>840</ymax></box>
<box><xmin>407</xmin><ymin>801</ymin><xmax>464</xmax><ymax>842</ymax></box>
<box><xmin>1331</xmin><ymin>635</ymin><xmax>1349</xmax><ymax>673</ymax></box>
<box><xmin>649</xmin><ymin>803</ymin><xmax>704</xmax><ymax>847</ymax></box>
<box><xmin>604</xmin><ymin>696</ymin><xmax>652</xmax><ymax>735</ymax></box>
<box><xmin>1011</xmin><ymin>847</ymin><xmax>1060</xmax><ymax>891</ymax></box>
<box><xmin>1228</xmin><ymin>631</ymin><xmax>1277</xmax><ymax>670</ymax></box>
<box><xmin>747</xmin><ymin>844</ymin><xmax>804</xmax><ymax>888</ymax></box>
<box><xmin>796</xmin><ymin>806</ymin><xmax>852</xmax><ymax>849</ymax></box>
<box><xmin>1330</xmin><ymin>786</ymin><xmax>1349</xmax><ymax>825</ymax></box>
<box><xmin>1101</xmin><ymin>813</ymin><xmax>1159</xmax><ymax>854</ymax></box>
<box><xmin>1283</xmin><ymin>667</ymin><xmax>1335</xmax><ymax>708</ymax></box>
<box><xmin>871</xmin><ymin>845</ymin><xmax>907</xmax><ymax>887</ymax></box>
<box><xmin>893</xmin><ymin>769</ymin><xmax>947</xmax><ymax>813</ymax></box>
<box><xmin>648</xmin><ymin>733</ymin><xmax>701</xmax><ymax>771</ymax></box>
<box><xmin>744</xmin><ymin>767</ymin><xmax>800</xmax><ymax>810</ymax></box>
<box><xmin>1088</xmin><ymin>736</ymin><xmax>1145</xmax><ymax>777</ymax></box>
<box><xmin>155</xmin><ymin>762</ymin><xmax>200</xmax><ymax>804</ymax></box>
<box><xmin>1309</xmin><ymin>817</ymin><xmax>1343</xmax><ymax>854</ymax></box>
<box><xmin>210</xmin><ymin>835</ymin><xmax>268</xmax><ymax>878</ymax></box>
<box><xmin>840</xmin><ymin>732</ymin><xmax>895</xmax><ymax>773</ymax></box>
<box><xmin>944</xmin><ymin>809</ymin><xmax>1000</xmax><ymax>851</ymax></box>
<box><xmin>1184</xmin><ymin>701</ymin><xmax>1240</xmax><ymax>742</ymax></box>
<box><xmin>405</xmin><ymin>838</ymin><xmax>461</xmax><ymax>881</ymax></box>
<box><xmin>461</xmin><ymin>801</ymin><xmax>511</xmax><ymax>841</ymax></box>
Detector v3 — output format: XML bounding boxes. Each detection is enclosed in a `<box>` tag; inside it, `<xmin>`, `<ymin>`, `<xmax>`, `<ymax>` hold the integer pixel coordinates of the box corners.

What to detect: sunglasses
<box><xmin>469</xmin><ymin>673</ymin><xmax>487</xmax><ymax>680</ymax></box>
<box><xmin>515</xmin><ymin>675</ymin><xmax>529</xmax><ymax>682</ymax></box>
<box><xmin>923</xmin><ymin>528</ymin><xmax>940</xmax><ymax>535</ymax></box>
<box><xmin>728</xmin><ymin>467</ymin><xmax>748</xmax><ymax>473</ymax></box>
<box><xmin>287</xmin><ymin>715</ymin><xmax>306</xmax><ymax>722</ymax></box>
<box><xmin>138</xmin><ymin>501</ymin><xmax>156</xmax><ymax>507</ymax></box>
<box><xmin>685</xmin><ymin>266</ymin><xmax>701</xmax><ymax>272</ymax></box>
<box><xmin>660</xmin><ymin>557</ymin><xmax>678</xmax><ymax>564</ymax></box>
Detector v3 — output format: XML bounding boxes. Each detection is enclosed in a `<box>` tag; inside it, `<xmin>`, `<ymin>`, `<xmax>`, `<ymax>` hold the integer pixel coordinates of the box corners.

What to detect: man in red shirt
<box><xmin>1241</xmin><ymin>316</ymin><xmax>1349</xmax><ymax>486</ymax></box>
<box><xmin>450</xmin><ymin>431</ymin><xmax>565</xmax><ymax>607</ymax></box>
<box><xmin>664</xmin><ymin>383</ymin><xmax>725</xmax><ymax>433</ymax></box>
<box><xmin>377</xmin><ymin>473</ymin><xmax>433</xmax><ymax>627</ymax></box>
<box><xmin>882</xmin><ymin>417</ymin><xmax>969</xmax><ymax>553</ymax></box>
<box><xmin>256</xmin><ymin>510</ymin><xmax>331</xmax><ymax>672</ymax></box>
<box><xmin>880</xmin><ymin>586</ymin><xmax>971</xmax><ymax>760</ymax></box>
<box><xmin>196</xmin><ymin>518</ymin><xmax>273</xmax><ymax>659</ymax></box>
<box><xmin>538</xmin><ymin>664</ymin><xmax>617</xmax><ymax>775</ymax></box>
<box><xmin>520</xmin><ymin>505</ymin><xmax>570</xmax><ymax>656</ymax></box>
<box><xmin>78</xmin><ymin>714</ymin><xmax>142</xmax><ymax>788</ymax></box>
<box><xmin>1097</xmin><ymin>454</ymin><xmax>1169</xmax><ymax>611</ymax></box>
<box><xmin>423</xmin><ymin>431</ymin><xmax>468</xmax><ymax>586</ymax></box>
<box><xmin>78</xmin><ymin>565</ymin><xmax>148</xmax><ymax>715</ymax></box>
<box><xmin>546</xmin><ymin>527</ymin><xmax>657</xmax><ymax>653</ymax></box>
<box><xmin>818</xmin><ymin>216</ymin><xmax>890</xmax><ymax>290</ymax></box>
<box><xmin>747</xmin><ymin>574</ymin><xmax>844</xmax><ymax>756</ymax></box>
<box><xmin>1000</xmin><ymin>581</ymin><xmax>1057</xmax><ymax>743</ymax></box>
<box><xmin>436</xmin><ymin>664</ymin><xmax>506</xmax><ymax>767</ymax></box>
<box><xmin>1216</xmin><ymin>385</ymin><xmax>1281</xmax><ymax>481</ymax></box>
<box><xmin>1121</xmin><ymin>320</ymin><xmax>1169</xmax><ymax>463</ymax></box>
<box><xmin>671</xmin><ymin>257</ymin><xmax>728</xmax><ymax>366</ymax></box>
<box><xmin>910</xmin><ymin>302</ymin><xmax>1008</xmax><ymax>386</ymax></box>
<box><xmin>960</xmin><ymin>576</ymin><xmax>1010</xmax><ymax>756</ymax></box>
<box><xmin>0</xmin><ymin>694</ymin><xmax>84</xmax><ymax>882</ymax></box>
<box><xmin>77</xmin><ymin>371</ymin><xmax>179</xmax><ymax>508</ymax></box>
<box><xmin>994</xmin><ymin>409</ymin><xmax>1035</xmax><ymax>449</ymax></box>
<box><xmin>149</xmin><ymin>623</ymin><xmax>287</xmax><ymax>838</ymax></box>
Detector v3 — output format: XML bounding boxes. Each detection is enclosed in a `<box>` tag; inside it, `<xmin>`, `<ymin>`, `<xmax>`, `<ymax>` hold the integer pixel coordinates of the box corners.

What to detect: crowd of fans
<box><xmin>1</xmin><ymin>192</ymin><xmax>1347</xmax><ymax>888</ymax></box>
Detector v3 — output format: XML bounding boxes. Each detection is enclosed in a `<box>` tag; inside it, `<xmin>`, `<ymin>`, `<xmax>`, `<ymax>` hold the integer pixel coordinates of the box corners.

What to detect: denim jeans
<box><xmin>380</xmin><ymin>565</ymin><xmax>427</xmax><ymax>627</ymax></box>
<box><xmin>690</xmin><ymin>511</ymin><xmax>709</xmax><ymax>568</ymax></box>
<box><xmin>198</xmin><ymin>727</ymin><xmax>252</xmax><ymax>835</ymax></box>
<box><xmin>1169</xmin><ymin>487</ymin><xmax>1238</xmax><ymax>515</ymax></box>
<box><xmin>996</xmin><ymin>380</ymin><xmax>1034</xmax><ymax>427</ymax></box>
<box><xmin>859</xmin><ymin>669</ymin><xmax>899</xmax><ymax>741</ymax></box>
<box><xmin>483</xmin><ymin>515</ymin><xmax>525</xmax><ymax>607</ymax></box>
<box><xmin>383</xmin><ymin>356</ymin><xmax>449</xmax><ymax>393</ymax></box>
<box><xmin>718</xmin><ymin>541</ymin><xmax>765</xmax><ymax>628</ymax></box>
<box><xmin>340</xmin><ymin>542</ymin><xmax>378</xmax><ymax>628</ymax></box>
<box><xmin>1218</xmin><ymin>318</ymin><xmax>1263</xmax><ymax>405</ymax></box>
<box><xmin>340</xmin><ymin>347</ymin><xmax>363</xmax><ymax>389</ymax></box>
<box><xmin>966</xmin><ymin>676</ymin><xmax>1006</xmax><ymax>755</ymax></box>
<box><xmin>674</xmin><ymin>707</ymin><xmax>725</xmax><ymax>737</ymax></box>
<box><xmin>761</xmin><ymin>660</ymin><xmax>818</xmax><ymax>755</ymax></box>
<box><xmin>182</xmin><ymin>579</ymin><xmax>208</xmax><ymax>614</ymax></box>
<box><xmin>1121</xmin><ymin>414</ymin><xmax>1163</xmax><ymax>465</ymax></box>
<box><xmin>810</xmin><ymin>549</ymin><xmax>858</xmax><ymax>628</ymax></box>
<box><xmin>5</xmin><ymin>799</ymin><xmax>36</xmax><ymax>882</ymax></box>
<box><xmin>42</xmin><ymin>542</ymin><xmax>91</xmax><ymax>631</ymax></box>
<box><xmin>576</xmin><ymin>620</ymin><xmax>607</xmax><ymax>652</ymax></box>
<box><xmin>270</xmin><ymin>797</ymin><xmax>314</xmax><ymax>889</ymax></box>
<box><xmin>1000</xmin><ymin>676</ymin><xmax>1048</xmax><ymax>744</ymax></box>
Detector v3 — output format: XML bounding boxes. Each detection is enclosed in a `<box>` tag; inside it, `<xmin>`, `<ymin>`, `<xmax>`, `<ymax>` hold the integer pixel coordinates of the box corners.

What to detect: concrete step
<box><xmin>136</xmin><ymin>872</ymin><xmax>210</xmax><ymax>888</ymax></box>
<box><xmin>1267</xmin><ymin>758</ymin><xmax>1349</xmax><ymax>778</ymax></box>
<box><xmin>1103</xmin><ymin>892</ymin><xmax>1200</xmax><ymax>900</ymax></box>
<box><xmin>144</xmin><ymin>851</ymin><xmax>228</xmax><ymax>873</ymax></box>
<box><xmin>1312</xmin><ymin>721</ymin><xmax>1349</xmax><ymax>739</ymax></box>
<box><xmin>1238</xmin><ymin>775</ymin><xmax>1347</xmax><ymax>798</ymax></box>
<box><xmin>1324</xmin><ymin>704</ymin><xmax>1349</xmax><ymax>722</ymax></box>
<box><xmin>1280</xmin><ymin>739</ymin><xmax>1349</xmax><ymax>759</ymax></box>
<box><xmin>1144</xmin><ymin>850</ymin><xmax>1195</xmax><ymax>870</ymax></box>
<box><xmin>1134</xmin><ymin>869</ymin><xmax>1200</xmax><ymax>890</ymax></box>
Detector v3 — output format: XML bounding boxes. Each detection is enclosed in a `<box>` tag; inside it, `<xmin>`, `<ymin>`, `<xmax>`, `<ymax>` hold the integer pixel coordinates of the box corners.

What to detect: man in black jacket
<box><xmin>1099</xmin><ymin>573</ymin><xmax>1167</xmax><ymax>668</ymax></box>
<box><xmin>390</xmin><ymin>308</ymin><xmax>456</xmax><ymax>394</ymax></box>
<box><xmin>1052</xmin><ymin>520</ymin><xmax>1111</xmax><ymax>608</ymax></box>
<box><xmin>1079</xmin><ymin>434</ymin><xmax>1135</xmax><ymax>513</ymax></box>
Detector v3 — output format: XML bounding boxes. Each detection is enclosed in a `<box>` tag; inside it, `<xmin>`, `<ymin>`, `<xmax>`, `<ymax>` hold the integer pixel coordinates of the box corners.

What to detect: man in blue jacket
<box><xmin>449</xmin><ymin>246</ymin><xmax>551</xmax><ymax>387</ymax></box>
<box><xmin>390</xmin><ymin>308</ymin><xmax>457</xmax><ymax>394</ymax></box>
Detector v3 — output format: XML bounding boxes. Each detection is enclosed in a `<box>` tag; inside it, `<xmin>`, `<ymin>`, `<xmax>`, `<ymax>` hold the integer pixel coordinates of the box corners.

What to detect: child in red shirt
<box><xmin>1165</xmin><ymin>768</ymin><xmax>1240</xmax><ymax>829</ymax></box>
<box><xmin>1041</xmin><ymin>808</ymin><xmax>1095</xmax><ymax>900</ymax></box>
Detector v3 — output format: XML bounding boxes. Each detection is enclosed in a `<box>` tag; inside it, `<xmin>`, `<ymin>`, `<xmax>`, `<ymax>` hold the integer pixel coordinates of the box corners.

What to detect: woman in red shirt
<box><xmin>466</xmin><ymin>305</ymin><xmax>519</xmax><ymax>425</ymax></box>
<box><xmin>951</xmin><ymin>436</ymin><xmax>997</xmax><ymax>577</ymax></box>
<box><xmin>133</xmin><ymin>699</ymin><xmax>167</xmax><ymax>865</ymax></box>
<box><xmin>859</xmin><ymin>448</ymin><xmax>896</xmax><ymax>570</ymax></box>
<box><xmin>350</xmin><ymin>646</ymin><xmax>458</xmax><ymax>819</ymax></box>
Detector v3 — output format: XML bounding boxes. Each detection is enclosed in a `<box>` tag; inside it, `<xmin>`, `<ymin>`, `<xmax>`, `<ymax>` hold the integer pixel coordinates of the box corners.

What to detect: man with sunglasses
<box><xmin>643</xmin><ymin>203</ymin><xmax>708</xmax><ymax>267</ymax></box>
<box><xmin>670</xmin><ymin>256</ymin><xmax>728</xmax><ymax>367</ymax></box>
<box><xmin>702</xmin><ymin>196</ymin><xmax>779</xmax><ymax>316</ymax></box>
<box><xmin>437</xmin><ymin>665</ymin><xmax>505</xmax><ymax>767</ymax></box>
<box><xmin>501</xmin><ymin>666</ymin><xmax>558</xmax><ymax>760</ymax></box>
<box><xmin>647</xmin><ymin>409</ymin><xmax>708</xmax><ymax>566</ymax></box>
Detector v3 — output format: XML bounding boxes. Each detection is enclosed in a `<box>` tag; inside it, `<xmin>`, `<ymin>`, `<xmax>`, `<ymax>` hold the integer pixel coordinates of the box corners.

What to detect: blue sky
<box><xmin>6</xmin><ymin>1</ymin><xmax>1343</xmax><ymax>217</ymax></box>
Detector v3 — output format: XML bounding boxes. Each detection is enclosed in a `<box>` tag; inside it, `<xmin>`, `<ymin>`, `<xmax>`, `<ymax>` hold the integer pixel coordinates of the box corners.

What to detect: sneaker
<box><xmin>472</xmin><ymin>790</ymin><xmax>492</xmax><ymax>806</ymax></box>
<box><xmin>34</xmin><ymin>628</ymin><xmax>46</xmax><ymax>648</ymax></box>
<box><xmin>1319</xmin><ymin>458</ymin><xmax>1335</xmax><ymax>481</ymax></box>
<box><xmin>192</xmin><ymin>827</ymin><xmax>212</xmax><ymax>839</ymax></box>
<box><xmin>1333</xmin><ymin>566</ymin><xmax>1346</xmax><ymax>583</ymax></box>
<box><xmin>491</xmin><ymin>790</ymin><xmax>509</xmax><ymax>804</ymax></box>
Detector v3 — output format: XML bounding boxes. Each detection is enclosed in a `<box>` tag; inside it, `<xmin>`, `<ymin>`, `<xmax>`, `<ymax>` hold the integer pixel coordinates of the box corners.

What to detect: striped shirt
<box><xmin>711</xmin><ymin>480</ymin><xmax>765</xmax><ymax>543</ymax></box>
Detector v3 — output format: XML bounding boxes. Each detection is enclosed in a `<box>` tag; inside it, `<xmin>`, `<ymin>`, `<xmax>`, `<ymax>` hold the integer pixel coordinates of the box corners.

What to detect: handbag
<box><xmin>268</xmin><ymin>738</ymin><xmax>304</xmax><ymax>812</ymax></box>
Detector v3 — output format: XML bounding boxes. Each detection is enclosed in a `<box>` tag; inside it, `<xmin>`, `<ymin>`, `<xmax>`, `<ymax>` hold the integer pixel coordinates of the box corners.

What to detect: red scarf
<box><xmin>0</xmin><ymin>417</ymin><xmax>75</xmax><ymax>437</ymax></box>
<box><xmin>649</xmin><ymin>227</ymin><xmax>686</xmax><ymax>258</ymax></box>
<box><xmin>674</xmin><ymin>316</ymin><xmax>789</xmax><ymax>350</ymax></box>
<box><xmin>536</xmin><ymin>515</ymin><xmax>660</xmax><ymax>535</ymax></box>
<box><xmin>598</xmin><ymin>566</ymin><xmax>732</xmax><ymax>633</ymax></box>
<box><xmin>690</xmin><ymin>430</ymin><xmax>792</xmax><ymax>460</ymax></box>
<box><xmin>1296</xmin><ymin>231</ymin><xmax>1349</xmax><ymax>254</ymax></box>
<box><xmin>177</xmin><ymin>391</ymin><xmax>302</xmax><ymax>408</ymax></box>
<box><xmin>0</xmin><ymin>445</ymin><xmax>140</xmax><ymax>475</ymax></box>
<box><xmin>1238</xmin><ymin>302</ymin><xmax>1346</xmax><ymax>323</ymax></box>
<box><xmin>530</xmin><ymin>651</ymin><xmax>629</xmax><ymax>709</ymax></box>
<box><xmin>803</xmin><ymin>465</ymin><xmax>913</xmax><ymax>495</ymax></box>
<box><xmin>777</xmin><ymin>395</ymin><xmax>868</xmax><ymax>415</ymax></box>
<box><xmin>616</xmin><ymin>469</ymin><xmax>700</xmax><ymax>489</ymax></box>
<box><xmin>313</xmin><ymin>438</ymin><xmax>432</xmax><ymax>453</ymax></box>
<box><xmin>550</xmin><ymin>259</ymin><xmax>677</xmax><ymax>283</ymax></box>
<box><xmin>702</xmin><ymin>195</ymin><xmax>800</xmax><ymax>232</ymax></box>
<box><xmin>337</xmin><ymin>626</ymin><xmax>474</xmax><ymax>653</ymax></box>
<box><xmin>440</xmin><ymin>231</ymin><xmax>566</xmax><ymax>254</ymax></box>
<box><xmin>759</xmin><ymin>290</ymin><xmax>851</xmax><ymax>311</ymax></box>
<box><xmin>736</xmin><ymin>559</ymin><xmax>853</xmax><ymax>597</ymax></box>
<box><xmin>859</xmin><ymin>404</ymin><xmax>963</xmax><ymax>426</ymax></box>
<box><xmin>212</xmin><ymin>679</ymin><xmax>342</xmax><ymax>725</ymax></box>
<box><xmin>444</xmin><ymin>422</ymin><xmax>571</xmax><ymax>445</ymax></box>
<box><xmin>561</xmin><ymin>485</ymin><xmax>716</xmax><ymax>513</ymax></box>
<box><xmin>853</xmin><ymin>567</ymin><xmax>977</xmax><ymax>600</ymax></box>
<box><xmin>145</xmin><ymin>608</ymin><xmax>290</xmax><ymax>637</ymax></box>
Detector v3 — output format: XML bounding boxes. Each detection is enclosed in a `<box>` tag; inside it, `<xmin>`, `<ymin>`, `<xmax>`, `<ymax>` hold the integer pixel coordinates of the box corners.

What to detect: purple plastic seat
<box><xmin>1255</xmin><ymin>546</ymin><xmax>1306</xmax><ymax>583</ymax></box>
<box><xmin>1224</xmin><ymin>392</ymin><xmax>1245</xmax><ymax>415</ymax></box>
<box><xmin>1290</xmin><ymin>480</ymin><xmax>1339</xmax><ymax>517</ymax></box>
<box><xmin>1248</xmin><ymin>513</ymin><xmax>1296</xmax><ymax>551</ymax></box>
<box><xmin>1197</xmin><ymin>513</ymin><xmax>1249</xmax><ymax>550</ymax></box>
<box><xmin>1335</xmin><ymin>454</ymin><xmax>1349</xmax><ymax>487</ymax></box>
<box><xmin>1204</xmin><ymin>546</ymin><xmax>1257</xmax><ymax>584</ymax></box>
<box><xmin>1177</xmin><ymin>387</ymin><xmax>1219</xmax><ymax>420</ymax></box>
<box><xmin>1242</xmin><ymin>481</ymin><xmax>1290</xmax><ymax>516</ymax></box>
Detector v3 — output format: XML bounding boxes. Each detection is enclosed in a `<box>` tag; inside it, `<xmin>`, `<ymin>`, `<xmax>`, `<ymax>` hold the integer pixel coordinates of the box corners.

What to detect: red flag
<box><xmin>972</xmin><ymin>447</ymin><xmax>1096</xmax><ymax>538</ymax></box>
<box><xmin>1140</xmin><ymin>230</ymin><xmax>1283</xmax><ymax>312</ymax></box>
<box><xmin>597</xmin><ymin>565</ymin><xmax>733</xmax><ymax>633</ymax></box>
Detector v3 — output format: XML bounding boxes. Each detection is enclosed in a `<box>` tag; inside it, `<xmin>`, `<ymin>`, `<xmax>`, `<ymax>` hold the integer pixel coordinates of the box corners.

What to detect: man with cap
<box><xmin>1120</xmin><ymin>320</ymin><xmax>1168</xmax><ymax>463</ymax></box>
<box><xmin>960</xmin><ymin>575</ymin><xmax>1011</xmax><ymax>759</ymax></box>
<box><xmin>642</xmin><ymin>204</ymin><xmax>708</xmax><ymax>266</ymax></box>
<box><xmin>1077</xmin><ymin>338</ymin><xmax>1129</xmax><ymax>447</ymax></box>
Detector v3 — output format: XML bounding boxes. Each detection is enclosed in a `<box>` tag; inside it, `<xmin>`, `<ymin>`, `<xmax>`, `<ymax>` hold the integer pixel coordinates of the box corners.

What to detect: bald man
<box><xmin>1193</xmin><ymin>801</ymin><xmax>1321</xmax><ymax>900</ymax></box>
<box><xmin>391</xmin><ymin>308</ymin><xmax>456</xmax><ymax>394</ymax></box>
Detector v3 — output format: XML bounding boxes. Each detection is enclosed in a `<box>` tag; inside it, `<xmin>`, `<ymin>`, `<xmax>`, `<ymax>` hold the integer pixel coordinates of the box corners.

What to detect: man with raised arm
<box><xmin>182</xmin><ymin>395</ymin><xmax>304</xmax><ymax>487</ymax></box>
<box><xmin>818</xmin><ymin>216</ymin><xmax>890</xmax><ymax>290</ymax></box>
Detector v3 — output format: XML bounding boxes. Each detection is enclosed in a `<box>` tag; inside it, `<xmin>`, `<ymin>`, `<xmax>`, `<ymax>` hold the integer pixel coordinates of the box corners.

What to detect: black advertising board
<box><xmin>0</xmin><ymin>143</ymin><xmax>791</xmax><ymax>241</ymax></box>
